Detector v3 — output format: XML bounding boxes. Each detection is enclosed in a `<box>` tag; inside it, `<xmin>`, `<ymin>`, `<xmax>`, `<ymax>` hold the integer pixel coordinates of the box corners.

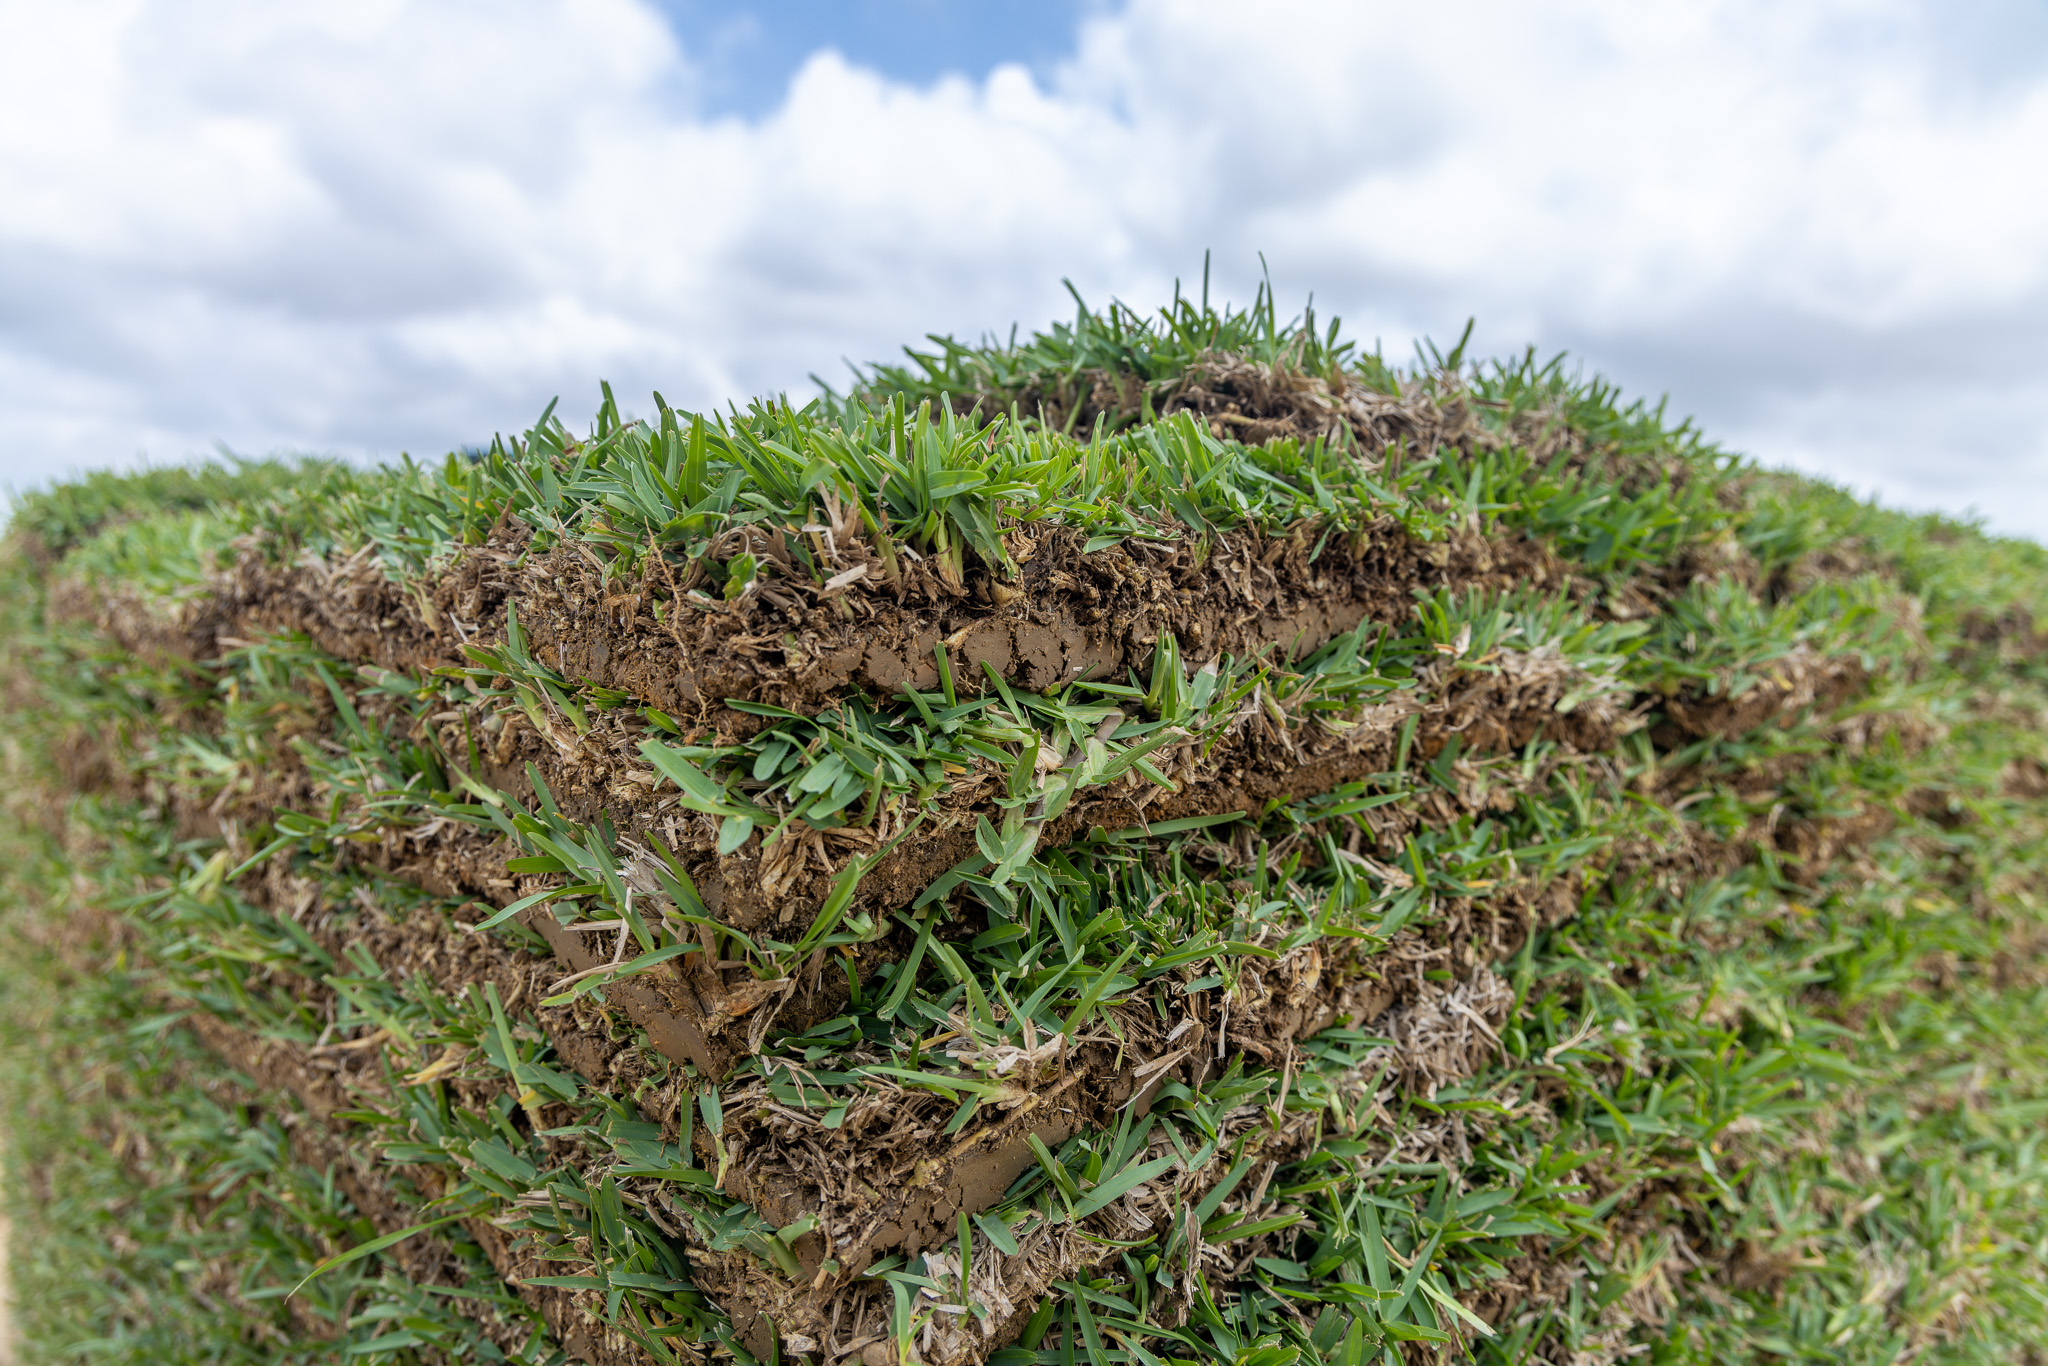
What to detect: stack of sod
<box><xmin>7</xmin><ymin>286</ymin><xmax>2048</xmax><ymax>1366</ymax></box>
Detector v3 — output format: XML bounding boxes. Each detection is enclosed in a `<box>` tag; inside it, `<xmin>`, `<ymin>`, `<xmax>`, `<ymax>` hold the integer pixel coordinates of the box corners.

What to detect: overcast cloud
<box><xmin>3</xmin><ymin>0</ymin><xmax>2046</xmax><ymax>535</ymax></box>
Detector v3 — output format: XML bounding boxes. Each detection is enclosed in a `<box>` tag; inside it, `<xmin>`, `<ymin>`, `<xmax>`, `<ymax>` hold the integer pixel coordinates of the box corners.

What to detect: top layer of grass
<box><xmin>12</xmin><ymin>291</ymin><xmax>1743</xmax><ymax>612</ymax></box>
<box><xmin>17</xmin><ymin>287</ymin><xmax>2048</xmax><ymax>664</ymax></box>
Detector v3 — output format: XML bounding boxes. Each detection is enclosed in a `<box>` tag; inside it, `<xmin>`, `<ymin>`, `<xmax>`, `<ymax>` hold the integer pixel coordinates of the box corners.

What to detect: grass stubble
<box><xmin>4</xmin><ymin>284</ymin><xmax>2048</xmax><ymax>1365</ymax></box>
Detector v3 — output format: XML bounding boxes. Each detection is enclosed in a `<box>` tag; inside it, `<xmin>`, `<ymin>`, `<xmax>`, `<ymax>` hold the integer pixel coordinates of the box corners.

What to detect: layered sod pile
<box><xmin>7</xmin><ymin>290</ymin><xmax>2048</xmax><ymax>1365</ymax></box>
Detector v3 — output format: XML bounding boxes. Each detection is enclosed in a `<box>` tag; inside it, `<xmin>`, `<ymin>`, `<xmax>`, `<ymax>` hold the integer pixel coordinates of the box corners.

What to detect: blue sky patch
<box><xmin>651</xmin><ymin>0</ymin><xmax>1107</xmax><ymax>116</ymax></box>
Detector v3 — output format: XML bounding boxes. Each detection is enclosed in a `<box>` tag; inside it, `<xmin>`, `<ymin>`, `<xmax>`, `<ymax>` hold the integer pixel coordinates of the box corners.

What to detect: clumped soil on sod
<box><xmin>12</xmin><ymin>289</ymin><xmax>2048</xmax><ymax>1366</ymax></box>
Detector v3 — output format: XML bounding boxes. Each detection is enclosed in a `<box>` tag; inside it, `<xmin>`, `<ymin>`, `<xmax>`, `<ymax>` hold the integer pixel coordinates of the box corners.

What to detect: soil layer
<box><xmin>67</xmin><ymin>517</ymin><xmax>1574</xmax><ymax>740</ymax></box>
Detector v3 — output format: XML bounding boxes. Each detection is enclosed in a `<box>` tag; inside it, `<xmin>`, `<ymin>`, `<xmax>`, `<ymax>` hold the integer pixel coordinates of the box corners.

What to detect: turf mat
<box><xmin>8</xmin><ymin>288</ymin><xmax>2048</xmax><ymax>1366</ymax></box>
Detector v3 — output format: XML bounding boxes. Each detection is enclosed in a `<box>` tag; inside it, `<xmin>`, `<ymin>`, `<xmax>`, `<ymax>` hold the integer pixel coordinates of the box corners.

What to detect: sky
<box><xmin>2</xmin><ymin>0</ymin><xmax>2046</xmax><ymax>536</ymax></box>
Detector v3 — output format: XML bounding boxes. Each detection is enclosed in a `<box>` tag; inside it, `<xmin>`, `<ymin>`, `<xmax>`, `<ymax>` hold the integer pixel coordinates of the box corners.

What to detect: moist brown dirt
<box><xmin>526</xmin><ymin>522</ymin><xmax>1577</xmax><ymax>732</ymax></box>
<box><xmin>1954</xmin><ymin>602</ymin><xmax>2048</xmax><ymax>664</ymax></box>
<box><xmin>2004</xmin><ymin>756</ymin><xmax>2048</xmax><ymax>800</ymax></box>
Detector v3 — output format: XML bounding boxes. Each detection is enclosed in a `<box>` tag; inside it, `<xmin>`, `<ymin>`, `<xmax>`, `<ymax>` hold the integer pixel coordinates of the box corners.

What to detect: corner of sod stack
<box><xmin>8</xmin><ymin>287</ymin><xmax>2048</xmax><ymax>1366</ymax></box>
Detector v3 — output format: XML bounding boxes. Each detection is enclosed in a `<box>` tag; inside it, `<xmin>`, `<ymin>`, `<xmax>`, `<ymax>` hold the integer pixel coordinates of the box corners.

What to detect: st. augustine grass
<box><xmin>12</xmin><ymin>287</ymin><xmax>2048</xmax><ymax>1363</ymax></box>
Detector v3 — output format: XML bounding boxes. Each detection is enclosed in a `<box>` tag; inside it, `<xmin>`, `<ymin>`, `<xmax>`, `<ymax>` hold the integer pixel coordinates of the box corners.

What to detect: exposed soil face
<box><xmin>45</xmin><ymin>571</ymin><xmax>231</xmax><ymax>668</ymax></box>
<box><xmin>522</xmin><ymin>521</ymin><xmax>1571</xmax><ymax>732</ymax></box>
<box><xmin>1954</xmin><ymin>601</ymin><xmax>2048</xmax><ymax>664</ymax></box>
<box><xmin>185</xmin><ymin>515</ymin><xmax>1578</xmax><ymax>745</ymax></box>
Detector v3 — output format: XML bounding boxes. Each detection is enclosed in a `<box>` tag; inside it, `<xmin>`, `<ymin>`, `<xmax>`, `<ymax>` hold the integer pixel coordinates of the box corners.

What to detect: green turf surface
<box><xmin>8</xmin><ymin>291</ymin><xmax>2048</xmax><ymax>1363</ymax></box>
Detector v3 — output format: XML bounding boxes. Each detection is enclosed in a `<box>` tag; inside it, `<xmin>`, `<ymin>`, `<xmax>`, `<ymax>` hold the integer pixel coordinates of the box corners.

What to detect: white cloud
<box><xmin>2</xmin><ymin>0</ymin><xmax>2044</xmax><ymax>536</ymax></box>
